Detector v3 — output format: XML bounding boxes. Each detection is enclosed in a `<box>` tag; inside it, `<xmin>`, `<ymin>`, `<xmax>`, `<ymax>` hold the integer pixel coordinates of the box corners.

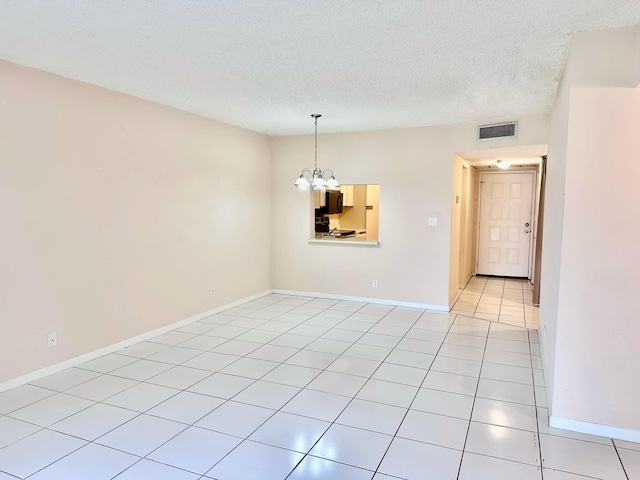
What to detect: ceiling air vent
<box><xmin>478</xmin><ymin>121</ymin><xmax>517</xmax><ymax>141</ymax></box>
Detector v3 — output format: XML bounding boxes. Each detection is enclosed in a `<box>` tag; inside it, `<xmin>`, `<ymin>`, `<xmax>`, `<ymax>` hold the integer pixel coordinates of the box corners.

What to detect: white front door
<box><xmin>477</xmin><ymin>172</ymin><xmax>535</xmax><ymax>277</ymax></box>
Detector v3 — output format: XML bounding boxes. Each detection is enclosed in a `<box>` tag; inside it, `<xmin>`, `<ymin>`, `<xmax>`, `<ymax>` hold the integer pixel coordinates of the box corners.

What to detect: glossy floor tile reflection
<box><xmin>0</xmin><ymin>293</ymin><xmax>636</xmax><ymax>479</ymax></box>
<box><xmin>451</xmin><ymin>276</ymin><xmax>539</xmax><ymax>328</ymax></box>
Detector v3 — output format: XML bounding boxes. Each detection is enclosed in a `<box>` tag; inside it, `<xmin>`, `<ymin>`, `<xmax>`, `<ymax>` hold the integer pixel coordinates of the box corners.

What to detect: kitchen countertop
<box><xmin>309</xmin><ymin>233</ymin><xmax>379</xmax><ymax>246</ymax></box>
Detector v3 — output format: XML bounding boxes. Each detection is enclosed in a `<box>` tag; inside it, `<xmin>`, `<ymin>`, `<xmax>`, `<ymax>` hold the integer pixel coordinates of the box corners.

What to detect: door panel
<box><xmin>477</xmin><ymin>172</ymin><xmax>535</xmax><ymax>277</ymax></box>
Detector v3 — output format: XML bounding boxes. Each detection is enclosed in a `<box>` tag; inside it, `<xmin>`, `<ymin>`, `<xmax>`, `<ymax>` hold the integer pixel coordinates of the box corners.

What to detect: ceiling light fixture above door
<box><xmin>496</xmin><ymin>159</ymin><xmax>511</xmax><ymax>170</ymax></box>
<box><xmin>294</xmin><ymin>114</ymin><xmax>339</xmax><ymax>190</ymax></box>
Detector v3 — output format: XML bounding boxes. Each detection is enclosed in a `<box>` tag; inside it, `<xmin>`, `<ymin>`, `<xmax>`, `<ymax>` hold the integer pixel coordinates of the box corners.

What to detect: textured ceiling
<box><xmin>1</xmin><ymin>1</ymin><xmax>639</xmax><ymax>135</ymax></box>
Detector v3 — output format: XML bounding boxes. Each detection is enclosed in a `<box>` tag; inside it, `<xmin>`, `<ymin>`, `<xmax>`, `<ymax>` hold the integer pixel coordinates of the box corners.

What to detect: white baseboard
<box><xmin>272</xmin><ymin>289</ymin><xmax>449</xmax><ymax>312</ymax></box>
<box><xmin>549</xmin><ymin>416</ymin><xmax>640</xmax><ymax>443</ymax></box>
<box><xmin>535</xmin><ymin>333</ymin><xmax>553</xmax><ymax>415</ymax></box>
<box><xmin>0</xmin><ymin>290</ymin><xmax>272</xmax><ymax>393</ymax></box>
<box><xmin>530</xmin><ymin>332</ymin><xmax>639</xmax><ymax>443</ymax></box>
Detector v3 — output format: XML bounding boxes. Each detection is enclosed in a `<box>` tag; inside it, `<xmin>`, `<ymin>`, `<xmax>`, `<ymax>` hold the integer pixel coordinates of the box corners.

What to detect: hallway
<box><xmin>451</xmin><ymin>277</ymin><xmax>539</xmax><ymax>330</ymax></box>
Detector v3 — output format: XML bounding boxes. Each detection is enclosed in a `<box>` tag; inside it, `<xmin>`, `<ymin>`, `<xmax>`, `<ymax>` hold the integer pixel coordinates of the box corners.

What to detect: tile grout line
<box><xmin>612</xmin><ymin>440</ymin><xmax>631</xmax><ymax>480</ymax></box>
<box><xmin>454</xmin><ymin>316</ymin><xmax>491</xmax><ymax>480</ymax></box>
<box><xmin>496</xmin><ymin>279</ymin><xmax>506</xmax><ymax>323</ymax></box>
<box><xmin>528</xmin><ymin>328</ymin><xmax>545</xmax><ymax>480</ymax></box>
<box><xmin>472</xmin><ymin>278</ymin><xmax>491</xmax><ymax>320</ymax></box>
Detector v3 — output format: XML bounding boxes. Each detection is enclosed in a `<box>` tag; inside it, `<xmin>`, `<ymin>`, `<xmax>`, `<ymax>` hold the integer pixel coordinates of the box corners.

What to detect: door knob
<box><xmin>525</xmin><ymin>222</ymin><xmax>530</xmax><ymax>227</ymax></box>
<box><xmin>524</xmin><ymin>229</ymin><xmax>530</xmax><ymax>234</ymax></box>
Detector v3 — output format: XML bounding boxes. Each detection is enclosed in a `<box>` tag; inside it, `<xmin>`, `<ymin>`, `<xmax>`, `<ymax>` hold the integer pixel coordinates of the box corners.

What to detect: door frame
<box><xmin>475</xmin><ymin>170</ymin><xmax>537</xmax><ymax>278</ymax></box>
<box><xmin>532</xmin><ymin>156</ymin><xmax>547</xmax><ymax>304</ymax></box>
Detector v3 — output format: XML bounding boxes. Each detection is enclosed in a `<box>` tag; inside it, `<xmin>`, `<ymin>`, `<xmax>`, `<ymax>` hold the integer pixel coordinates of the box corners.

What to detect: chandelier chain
<box><xmin>314</xmin><ymin>115</ymin><xmax>318</xmax><ymax>171</ymax></box>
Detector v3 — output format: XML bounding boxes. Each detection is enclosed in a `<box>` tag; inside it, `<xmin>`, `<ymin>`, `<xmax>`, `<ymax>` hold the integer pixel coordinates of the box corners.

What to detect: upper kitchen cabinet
<box><xmin>342</xmin><ymin>185</ymin><xmax>354</xmax><ymax>207</ymax></box>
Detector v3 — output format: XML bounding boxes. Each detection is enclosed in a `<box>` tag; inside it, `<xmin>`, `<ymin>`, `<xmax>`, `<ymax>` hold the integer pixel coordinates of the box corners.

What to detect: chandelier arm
<box><xmin>322</xmin><ymin>168</ymin><xmax>334</xmax><ymax>179</ymax></box>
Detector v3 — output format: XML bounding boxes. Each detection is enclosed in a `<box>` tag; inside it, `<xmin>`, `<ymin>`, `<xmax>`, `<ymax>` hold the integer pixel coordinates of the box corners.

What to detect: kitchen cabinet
<box><xmin>342</xmin><ymin>185</ymin><xmax>354</xmax><ymax>207</ymax></box>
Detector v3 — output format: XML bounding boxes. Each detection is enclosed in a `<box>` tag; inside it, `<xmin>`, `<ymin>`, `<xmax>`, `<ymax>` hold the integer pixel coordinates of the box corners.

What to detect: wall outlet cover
<box><xmin>428</xmin><ymin>217</ymin><xmax>438</xmax><ymax>227</ymax></box>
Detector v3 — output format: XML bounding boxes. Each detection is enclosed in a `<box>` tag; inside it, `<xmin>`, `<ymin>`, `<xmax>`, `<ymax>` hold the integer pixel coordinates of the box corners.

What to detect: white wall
<box><xmin>271</xmin><ymin>116</ymin><xmax>549</xmax><ymax>308</ymax></box>
<box><xmin>0</xmin><ymin>60</ymin><xmax>272</xmax><ymax>383</ymax></box>
<box><xmin>540</xmin><ymin>23</ymin><xmax>640</xmax><ymax>433</ymax></box>
<box><xmin>551</xmin><ymin>87</ymin><xmax>640</xmax><ymax>432</ymax></box>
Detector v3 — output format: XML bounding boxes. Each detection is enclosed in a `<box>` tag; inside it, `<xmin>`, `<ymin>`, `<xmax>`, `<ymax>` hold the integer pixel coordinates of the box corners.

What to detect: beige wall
<box><xmin>0</xmin><ymin>61</ymin><xmax>272</xmax><ymax>383</ymax></box>
<box><xmin>271</xmin><ymin>116</ymin><xmax>548</xmax><ymax>308</ymax></box>
<box><xmin>457</xmin><ymin>165</ymin><xmax>469</xmax><ymax>287</ymax></box>
<box><xmin>0</xmin><ymin>61</ymin><xmax>549</xmax><ymax>384</ymax></box>
<box><xmin>551</xmin><ymin>87</ymin><xmax>640</xmax><ymax>431</ymax></box>
<box><xmin>272</xmin><ymin>126</ymin><xmax>455</xmax><ymax>307</ymax></box>
<box><xmin>539</xmin><ymin>76</ymin><xmax>569</xmax><ymax>401</ymax></box>
<box><xmin>540</xmin><ymin>25</ymin><xmax>640</xmax><ymax>410</ymax></box>
<box><xmin>636</xmin><ymin>30</ymin><xmax>640</xmax><ymax>84</ymax></box>
<box><xmin>457</xmin><ymin>164</ymin><xmax>477</xmax><ymax>288</ymax></box>
<box><xmin>449</xmin><ymin>154</ymin><xmax>465</xmax><ymax>302</ymax></box>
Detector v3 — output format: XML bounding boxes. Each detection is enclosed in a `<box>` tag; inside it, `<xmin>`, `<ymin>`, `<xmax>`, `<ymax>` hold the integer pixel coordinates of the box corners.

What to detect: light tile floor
<box><xmin>0</xmin><ymin>293</ymin><xmax>637</xmax><ymax>479</ymax></box>
<box><xmin>451</xmin><ymin>276</ymin><xmax>540</xmax><ymax>329</ymax></box>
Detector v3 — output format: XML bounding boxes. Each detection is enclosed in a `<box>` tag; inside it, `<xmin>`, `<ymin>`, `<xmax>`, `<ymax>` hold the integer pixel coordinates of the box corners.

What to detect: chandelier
<box><xmin>294</xmin><ymin>114</ymin><xmax>339</xmax><ymax>190</ymax></box>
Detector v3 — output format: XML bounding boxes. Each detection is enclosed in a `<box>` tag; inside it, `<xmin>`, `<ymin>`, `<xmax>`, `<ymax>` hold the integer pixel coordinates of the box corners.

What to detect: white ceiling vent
<box><xmin>478</xmin><ymin>121</ymin><xmax>518</xmax><ymax>141</ymax></box>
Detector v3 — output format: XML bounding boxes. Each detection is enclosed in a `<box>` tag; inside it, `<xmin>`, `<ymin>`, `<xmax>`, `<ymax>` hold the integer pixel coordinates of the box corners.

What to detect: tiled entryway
<box><xmin>451</xmin><ymin>276</ymin><xmax>539</xmax><ymax>329</ymax></box>
<box><xmin>0</xmin><ymin>294</ymin><xmax>637</xmax><ymax>479</ymax></box>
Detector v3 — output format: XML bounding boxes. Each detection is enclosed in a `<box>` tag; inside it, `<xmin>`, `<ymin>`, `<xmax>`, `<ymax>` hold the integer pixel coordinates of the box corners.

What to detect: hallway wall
<box><xmin>540</xmin><ymin>26</ymin><xmax>640</xmax><ymax>437</ymax></box>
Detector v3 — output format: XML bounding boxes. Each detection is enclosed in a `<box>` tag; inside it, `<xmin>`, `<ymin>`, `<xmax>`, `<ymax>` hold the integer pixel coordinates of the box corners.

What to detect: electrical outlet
<box><xmin>47</xmin><ymin>332</ymin><xmax>57</xmax><ymax>348</ymax></box>
<box><xmin>210</xmin><ymin>287</ymin><xmax>216</xmax><ymax>298</ymax></box>
<box><xmin>372</xmin><ymin>280</ymin><xmax>378</xmax><ymax>288</ymax></box>
<box><xmin>428</xmin><ymin>217</ymin><xmax>438</xmax><ymax>227</ymax></box>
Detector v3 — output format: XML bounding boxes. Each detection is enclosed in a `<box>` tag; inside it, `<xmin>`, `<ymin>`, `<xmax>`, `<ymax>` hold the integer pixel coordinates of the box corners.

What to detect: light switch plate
<box><xmin>428</xmin><ymin>217</ymin><xmax>438</xmax><ymax>227</ymax></box>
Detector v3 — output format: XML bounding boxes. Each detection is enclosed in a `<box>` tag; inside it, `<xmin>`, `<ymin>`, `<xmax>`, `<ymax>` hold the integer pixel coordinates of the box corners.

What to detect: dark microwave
<box><xmin>325</xmin><ymin>191</ymin><xmax>343</xmax><ymax>214</ymax></box>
